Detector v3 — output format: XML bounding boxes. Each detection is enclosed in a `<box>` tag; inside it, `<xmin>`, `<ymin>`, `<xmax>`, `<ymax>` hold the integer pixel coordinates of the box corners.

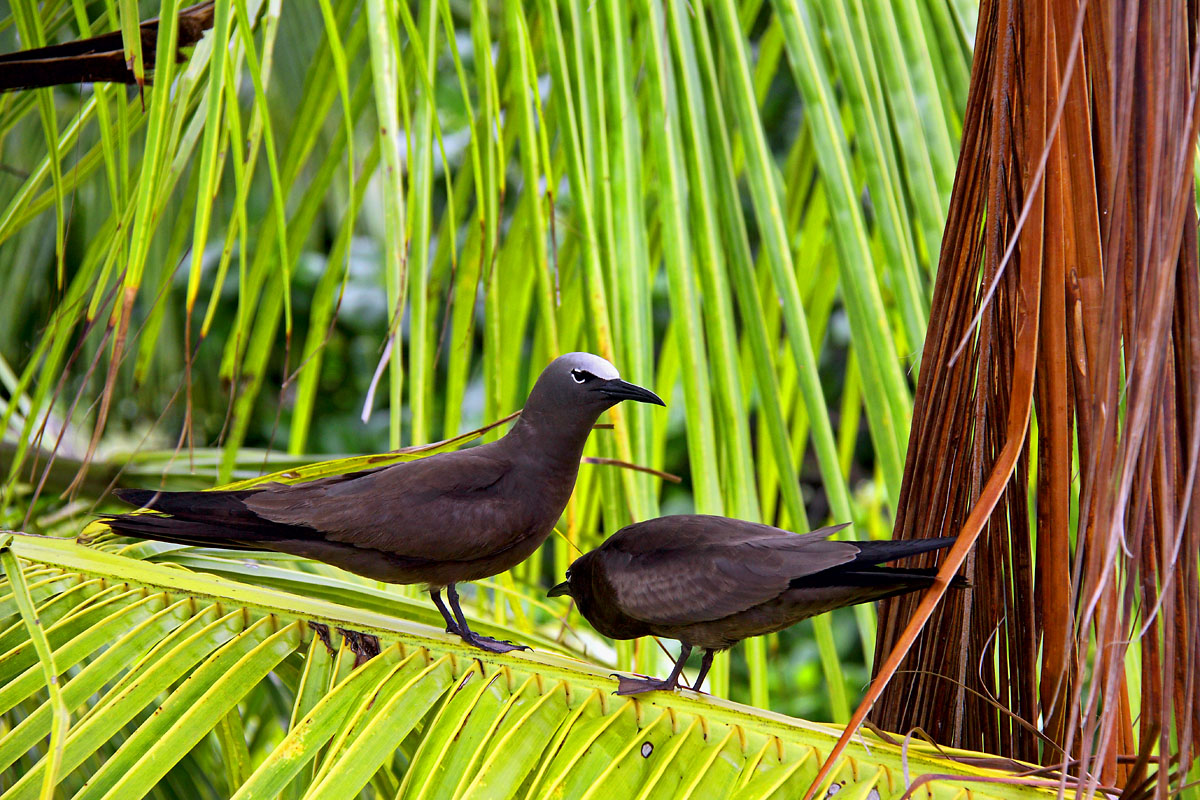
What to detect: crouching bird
<box><xmin>548</xmin><ymin>515</ymin><xmax>967</xmax><ymax>695</ymax></box>
<box><xmin>104</xmin><ymin>352</ymin><xmax>663</xmax><ymax>655</ymax></box>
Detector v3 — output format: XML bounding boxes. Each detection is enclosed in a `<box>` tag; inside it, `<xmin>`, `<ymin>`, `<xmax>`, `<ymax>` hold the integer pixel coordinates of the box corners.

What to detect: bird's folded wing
<box><xmin>608</xmin><ymin>515</ymin><xmax>849</xmax><ymax>551</ymax></box>
<box><xmin>601</xmin><ymin>535</ymin><xmax>860</xmax><ymax>626</ymax></box>
<box><xmin>244</xmin><ymin>450</ymin><xmax>522</xmax><ymax>562</ymax></box>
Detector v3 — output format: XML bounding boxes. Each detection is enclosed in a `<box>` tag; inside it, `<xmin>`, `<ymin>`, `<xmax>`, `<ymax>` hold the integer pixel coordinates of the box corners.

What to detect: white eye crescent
<box><xmin>571</xmin><ymin>369</ymin><xmax>592</xmax><ymax>384</ymax></box>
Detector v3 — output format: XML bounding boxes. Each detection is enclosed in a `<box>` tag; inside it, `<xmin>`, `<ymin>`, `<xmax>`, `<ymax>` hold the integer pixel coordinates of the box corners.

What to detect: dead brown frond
<box><xmin>814</xmin><ymin>0</ymin><xmax>1200</xmax><ymax>797</ymax></box>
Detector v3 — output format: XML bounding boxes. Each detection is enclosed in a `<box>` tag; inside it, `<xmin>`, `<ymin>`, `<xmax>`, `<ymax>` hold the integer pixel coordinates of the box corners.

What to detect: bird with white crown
<box><xmin>105</xmin><ymin>352</ymin><xmax>663</xmax><ymax>654</ymax></box>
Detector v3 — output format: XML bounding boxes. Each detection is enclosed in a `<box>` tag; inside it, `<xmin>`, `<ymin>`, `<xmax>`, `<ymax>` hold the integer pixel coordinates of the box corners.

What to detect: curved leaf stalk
<box><xmin>0</xmin><ymin>533</ymin><xmax>1060</xmax><ymax>800</ymax></box>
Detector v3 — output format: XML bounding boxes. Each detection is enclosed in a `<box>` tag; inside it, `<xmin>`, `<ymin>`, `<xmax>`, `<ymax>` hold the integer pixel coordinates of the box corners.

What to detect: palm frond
<box><xmin>1</xmin><ymin>533</ymin><xmax>1062</xmax><ymax>799</ymax></box>
<box><xmin>859</xmin><ymin>2</ymin><xmax>1200</xmax><ymax>797</ymax></box>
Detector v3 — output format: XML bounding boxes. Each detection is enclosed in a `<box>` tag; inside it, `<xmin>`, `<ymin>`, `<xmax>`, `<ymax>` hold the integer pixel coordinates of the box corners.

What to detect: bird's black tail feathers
<box><xmin>103</xmin><ymin>487</ymin><xmax>306</xmax><ymax>550</ymax></box>
<box><xmin>793</xmin><ymin>535</ymin><xmax>969</xmax><ymax>593</ymax></box>
<box><xmin>99</xmin><ymin>513</ymin><xmax>265</xmax><ymax>550</ymax></box>
<box><xmin>849</xmin><ymin>535</ymin><xmax>960</xmax><ymax>566</ymax></box>
<box><xmin>798</xmin><ymin>565</ymin><xmax>970</xmax><ymax>590</ymax></box>
<box><xmin>113</xmin><ymin>487</ymin><xmax>258</xmax><ymax>518</ymax></box>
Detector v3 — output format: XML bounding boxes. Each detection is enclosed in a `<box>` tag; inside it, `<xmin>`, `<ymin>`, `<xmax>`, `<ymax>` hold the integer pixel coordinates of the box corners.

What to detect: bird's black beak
<box><xmin>598</xmin><ymin>378</ymin><xmax>665</xmax><ymax>406</ymax></box>
<box><xmin>547</xmin><ymin>580</ymin><xmax>572</xmax><ymax>598</ymax></box>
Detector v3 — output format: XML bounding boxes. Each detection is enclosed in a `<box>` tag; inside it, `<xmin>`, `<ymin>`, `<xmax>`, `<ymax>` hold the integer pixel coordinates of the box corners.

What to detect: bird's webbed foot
<box><xmin>437</xmin><ymin>584</ymin><xmax>530</xmax><ymax>653</ymax></box>
<box><xmin>337</xmin><ymin>627</ymin><xmax>382</xmax><ymax>666</ymax></box>
<box><xmin>612</xmin><ymin>673</ymin><xmax>681</xmax><ymax>696</ymax></box>
<box><xmin>611</xmin><ymin>645</ymin><xmax>702</xmax><ymax>696</ymax></box>
<box><xmin>459</xmin><ymin>630</ymin><xmax>530</xmax><ymax>654</ymax></box>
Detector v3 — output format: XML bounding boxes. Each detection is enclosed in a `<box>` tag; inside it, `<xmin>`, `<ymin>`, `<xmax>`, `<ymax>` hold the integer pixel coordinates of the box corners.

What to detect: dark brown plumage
<box><xmin>104</xmin><ymin>352</ymin><xmax>663</xmax><ymax>654</ymax></box>
<box><xmin>548</xmin><ymin>515</ymin><xmax>967</xmax><ymax>694</ymax></box>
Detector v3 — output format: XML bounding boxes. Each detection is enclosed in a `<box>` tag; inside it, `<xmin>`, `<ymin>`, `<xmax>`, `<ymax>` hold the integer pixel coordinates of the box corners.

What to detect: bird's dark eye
<box><xmin>571</xmin><ymin>369</ymin><xmax>596</xmax><ymax>384</ymax></box>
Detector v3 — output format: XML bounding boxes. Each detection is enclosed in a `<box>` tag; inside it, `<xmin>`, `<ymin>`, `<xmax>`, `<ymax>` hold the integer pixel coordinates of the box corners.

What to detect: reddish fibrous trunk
<box><xmin>871</xmin><ymin>0</ymin><xmax>1200</xmax><ymax>794</ymax></box>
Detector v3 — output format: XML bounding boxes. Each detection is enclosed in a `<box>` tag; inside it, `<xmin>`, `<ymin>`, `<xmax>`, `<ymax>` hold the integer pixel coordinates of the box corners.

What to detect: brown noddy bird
<box><xmin>548</xmin><ymin>515</ymin><xmax>967</xmax><ymax>695</ymax></box>
<box><xmin>104</xmin><ymin>352</ymin><xmax>663</xmax><ymax>654</ymax></box>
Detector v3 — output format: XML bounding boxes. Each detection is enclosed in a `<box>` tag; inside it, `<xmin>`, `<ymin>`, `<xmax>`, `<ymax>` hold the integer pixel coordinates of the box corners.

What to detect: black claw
<box><xmin>337</xmin><ymin>627</ymin><xmax>382</xmax><ymax>667</ymax></box>
<box><xmin>441</xmin><ymin>583</ymin><xmax>529</xmax><ymax>654</ymax></box>
<box><xmin>613</xmin><ymin>674</ymin><xmax>679</xmax><ymax>696</ymax></box>
<box><xmin>308</xmin><ymin>621</ymin><xmax>336</xmax><ymax>655</ymax></box>
<box><xmin>460</xmin><ymin>631</ymin><xmax>530</xmax><ymax>654</ymax></box>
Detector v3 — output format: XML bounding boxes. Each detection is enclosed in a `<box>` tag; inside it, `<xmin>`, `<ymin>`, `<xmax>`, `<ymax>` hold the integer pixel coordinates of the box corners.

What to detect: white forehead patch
<box><xmin>561</xmin><ymin>352</ymin><xmax>620</xmax><ymax>379</ymax></box>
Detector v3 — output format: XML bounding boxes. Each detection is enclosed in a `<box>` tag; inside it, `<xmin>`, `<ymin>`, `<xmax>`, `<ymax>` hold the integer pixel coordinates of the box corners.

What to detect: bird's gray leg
<box><xmin>614</xmin><ymin>644</ymin><xmax>693</xmax><ymax>695</ymax></box>
<box><xmin>690</xmin><ymin>649</ymin><xmax>715</xmax><ymax>693</ymax></box>
<box><xmin>430</xmin><ymin>588</ymin><xmax>463</xmax><ymax>636</ymax></box>
<box><xmin>445</xmin><ymin>584</ymin><xmax>531</xmax><ymax>654</ymax></box>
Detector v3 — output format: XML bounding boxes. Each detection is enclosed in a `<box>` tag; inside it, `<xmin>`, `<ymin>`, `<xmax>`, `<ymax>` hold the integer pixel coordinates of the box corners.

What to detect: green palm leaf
<box><xmin>1</xmin><ymin>533</ymin><xmax>1055</xmax><ymax>799</ymax></box>
<box><xmin>4</xmin><ymin>0</ymin><xmax>1187</xmax><ymax>793</ymax></box>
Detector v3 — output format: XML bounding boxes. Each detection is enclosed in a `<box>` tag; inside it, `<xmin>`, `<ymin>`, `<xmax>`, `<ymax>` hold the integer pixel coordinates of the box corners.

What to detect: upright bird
<box><xmin>105</xmin><ymin>352</ymin><xmax>663</xmax><ymax>654</ymax></box>
<box><xmin>549</xmin><ymin>515</ymin><xmax>967</xmax><ymax>694</ymax></box>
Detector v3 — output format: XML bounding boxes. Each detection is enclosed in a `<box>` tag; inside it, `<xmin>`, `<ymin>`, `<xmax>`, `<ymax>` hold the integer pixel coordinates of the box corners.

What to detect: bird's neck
<box><xmin>507</xmin><ymin>406</ymin><xmax>598</xmax><ymax>474</ymax></box>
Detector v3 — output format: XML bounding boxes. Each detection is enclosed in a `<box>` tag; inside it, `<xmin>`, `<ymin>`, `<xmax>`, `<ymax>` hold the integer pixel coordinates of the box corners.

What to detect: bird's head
<box><xmin>547</xmin><ymin>567</ymin><xmax>574</xmax><ymax>600</ymax></box>
<box><xmin>548</xmin><ymin>554</ymin><xmax>635</xmax><ymax>641</ymax></box>
<box><xmin>520</xmin><ymin>352</ymin><xmax>664</xmax><ymax>429</ymax></box>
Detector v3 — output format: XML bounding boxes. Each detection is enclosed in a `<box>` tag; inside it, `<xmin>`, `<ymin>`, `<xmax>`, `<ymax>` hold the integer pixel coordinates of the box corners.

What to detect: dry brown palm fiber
<box><xmin>805</xmin><ymin>1</ymin><xmax>1200</xmax><ymax>798</ymax></box>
